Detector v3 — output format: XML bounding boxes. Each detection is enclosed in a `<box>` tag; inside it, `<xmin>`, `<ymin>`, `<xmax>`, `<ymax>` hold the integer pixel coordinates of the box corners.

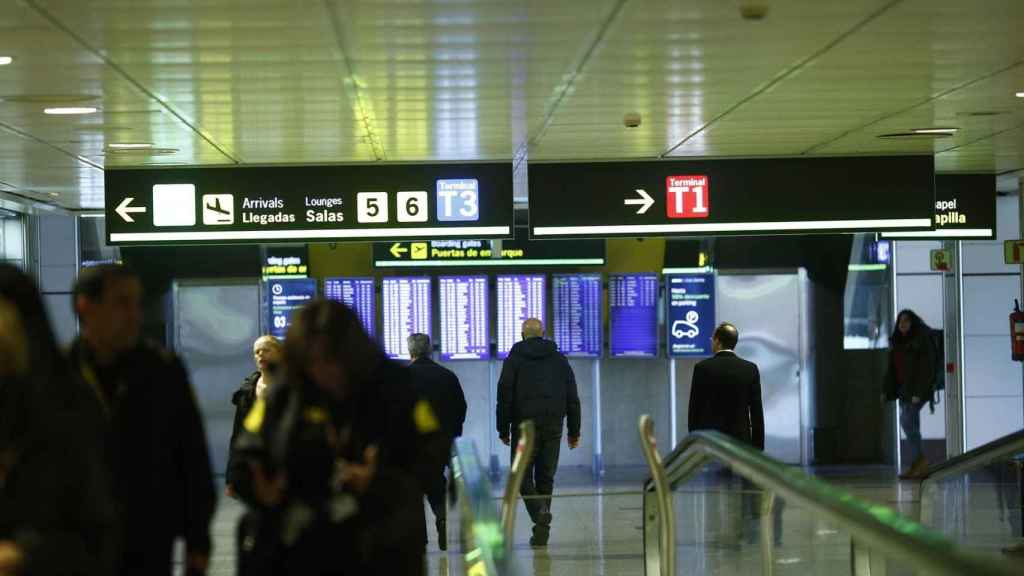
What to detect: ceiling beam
<box><xmin>0</xmin><ymin>120</ymin><xmax>103</xmax><ymax>172</ymax></box>
<box><xmin>526</xmin><ymin>0</ymin><xmax>630</xmax><ymax>149</ymax></box>
<box><xmin>803</xmin><ymin>58</ymin><xmax>1024</xmax><ymax>156</ymax></box>
<box><xmin>323</xmin><ymin>0</ymin><xmax>386</xmax><ymax>161</ymax></box>
<box><xmin>936</xmin><ymin>120</ymin><xmax>1024</xmax><ymax>157</ymax></box>
<box><xmin>22</xmin><ymin>0</ymin><xmax>242</xmax><ymax>165</ymax></box>
<box><xmin>660</xmin><ymin>0</ymin><xmax>905</xmax><ymax>158</ymax></box>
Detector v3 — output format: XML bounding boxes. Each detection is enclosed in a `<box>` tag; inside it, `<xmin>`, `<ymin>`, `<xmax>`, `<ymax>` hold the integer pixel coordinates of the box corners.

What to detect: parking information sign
<box><xmin>104</xmin><ymin>163</ymin><xmax>513</xmax><ymax>245</ymax></box>
<box><xmin>667</xmin><ymin>274</ymin><xmax>715</xmax><ymax>357</ymax></box>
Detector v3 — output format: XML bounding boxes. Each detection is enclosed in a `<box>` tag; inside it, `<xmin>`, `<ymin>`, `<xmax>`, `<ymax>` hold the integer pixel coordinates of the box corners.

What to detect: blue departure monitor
<box><xmin>609</xmin><ymin>274</ymin><xmax>658</xmax><ymax>357</ymax></box>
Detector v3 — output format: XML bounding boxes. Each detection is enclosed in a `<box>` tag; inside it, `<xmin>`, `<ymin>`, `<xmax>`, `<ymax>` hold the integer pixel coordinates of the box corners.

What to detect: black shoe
<box><xmin>437</xmin><ymin>519</ymin><xmax>447</xmax><ymax>551</ymax></box>
<box><xmin>530</xmin><ymin>524</ymin><xmax>550</xmax><ymax>547</ymax></box>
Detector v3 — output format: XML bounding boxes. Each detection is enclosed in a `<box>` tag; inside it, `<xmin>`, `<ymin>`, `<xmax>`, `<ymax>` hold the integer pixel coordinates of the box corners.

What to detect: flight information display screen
<box><xmin>551</xmin><ymin>274</ymin><xmax>603</xmax><ymax>357</ymax></box>
<box><xmin>323</xmin><ymin>277</ymin><xmax>376</xmax><ymax>337</ymax></box>
<box><xmin>438</xmin><ymin>275</ymin><xmax>490</xmax><ymax>361</ymax></box>
<box><xmin>496</xmin><ymin>274</ymin><xmax>546</xmax><ymax>359</ymax></box>
<box><xmin>609</xmin><ymin>274</ymin><xmax>659</xmax><ymax>357</ymax></box>
<box><xmin>266</xmin><ymin>278</ymin><xmax>317</xmax><ymax>340</ymax></box>
<box><xmin>382</xmin><ymin>276</ymin><xmax>432</xmax><ymax>359</ymax></box>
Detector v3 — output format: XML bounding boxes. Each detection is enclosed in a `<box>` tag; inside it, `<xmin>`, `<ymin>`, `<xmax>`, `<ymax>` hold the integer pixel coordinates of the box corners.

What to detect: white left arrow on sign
<box><xmin>116</xmin><ymin>197</ymin><xmax>147</xmax><ymax>223</ymax></box>
<box><xmin>624</xmin><ymin>188</ymin><xmax>654</xmax><ymax>214</ymax></box>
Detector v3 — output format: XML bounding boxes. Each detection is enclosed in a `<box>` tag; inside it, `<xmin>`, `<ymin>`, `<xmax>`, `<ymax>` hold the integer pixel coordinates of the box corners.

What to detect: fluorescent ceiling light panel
<box><xmin>881</xmin><ymin>229</ymin><xmax>993</xmax><ymax>238</ymax></box>
<box><xmin>111</xmin><ymin>226</ymin><xmax>511</xmax><ymax>243</ymax></box>
<box><xmin>532</xmin><ymin>219</ymin><xmax>931</xmax><ymax>236</ymax></box>
<box><xmin>0</xmin><ymin>57</ymin><xmax>13</xmax><ymax>66</ymax></box>
<box><xmin>662</xmin><ymin>267</ymin><xmax>713</xmax><ymax>274</ymax></box>
<box><xmin>44</xmin><ymin>106</ymin><xmax>98</xmax><ymax>115</ymax></box>
<box><xmin>374</xmin><ymin>258</ymin><xmax>604</xmax><ymax>267</ymax></box>
<box><xmin>911</xmin><ymin>127</ymin><xmax>958</xmax><ymax>134</ymax></box>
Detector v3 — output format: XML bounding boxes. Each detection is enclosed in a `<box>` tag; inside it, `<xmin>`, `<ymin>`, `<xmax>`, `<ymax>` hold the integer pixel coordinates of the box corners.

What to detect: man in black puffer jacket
<box><xmin>496</xmin><ymin>318</ymin><xmax>581</xmax><ymax>547</ymax></box>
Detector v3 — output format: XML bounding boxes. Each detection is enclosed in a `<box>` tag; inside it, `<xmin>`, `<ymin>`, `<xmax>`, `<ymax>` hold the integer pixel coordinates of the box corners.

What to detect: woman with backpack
<box><xmin>884</xmin><ymin>309</ymin><xmax>937</xmax><ymax>480</ymax></box>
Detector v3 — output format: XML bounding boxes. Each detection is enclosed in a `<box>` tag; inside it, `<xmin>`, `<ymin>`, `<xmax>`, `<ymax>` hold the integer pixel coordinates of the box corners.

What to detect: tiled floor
<box><xmin>201</xmin><ymin>466</ymin><xmax>1024</xmax><ymax>575</ymax></box>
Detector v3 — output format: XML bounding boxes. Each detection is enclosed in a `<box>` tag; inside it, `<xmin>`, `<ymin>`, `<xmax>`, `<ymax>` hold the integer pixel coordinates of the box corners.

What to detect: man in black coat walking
<box><xmin>497</xmin><ymin>318</ymin><xmax>581</xmax><ymax>547</ymax></box>
<box><xmin>68</xmin><ymin>264</ymin><xmax>216</xmax><ymax>576</ymax></box>
<box><xmin>406</xmin><ymin>333</ymin><xmax>467</xmax><ymax>550</ymax></box>
<box><xmin>688</xmin><ymin>323</ymin><xmax>765</xmax><ymax>450</ymax></box>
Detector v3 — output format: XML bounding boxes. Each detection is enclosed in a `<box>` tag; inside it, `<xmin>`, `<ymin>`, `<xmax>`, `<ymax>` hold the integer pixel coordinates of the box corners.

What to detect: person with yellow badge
<box><xmin>231</xmin><ymin>300</ymin><xmax>446</xmax><ymax>576</ymax></box>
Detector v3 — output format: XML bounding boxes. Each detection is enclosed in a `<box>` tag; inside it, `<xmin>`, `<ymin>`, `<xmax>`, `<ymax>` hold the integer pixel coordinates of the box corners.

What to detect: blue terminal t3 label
<box><xmin>436</xmin><ymin>179</ymin><xmax>480</xmax><ymax>221</ymax></box>
<box><xmin>667</xmin><ymin>273</ymin><xmax>715</xmax><ymax>357</ymax></box>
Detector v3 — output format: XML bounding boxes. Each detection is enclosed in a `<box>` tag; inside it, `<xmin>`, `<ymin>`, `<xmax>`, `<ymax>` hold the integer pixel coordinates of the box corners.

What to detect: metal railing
<box><xmin>639</xmin><ymin>415</ymin><xmax>1019</xmax><ymax>576</ymax></box>
<box><xmin>450</xmin><ymin>421</ymin><xmax>535</xmax><ymax>576</ymax></box>
<box><xmin>918</xmin><ymin>429</ymin><xmax>1024</xmax><ymax>543</ymax></box>
<box><xmin>919</xmin><ymin>429</ymin><xmax>1024</xmax><ymax>486</ymax></box>
<box><xmin>451</xmin><ymin>436</ymin><xmax>519</xmax><ymax>576</ymax></box>
<box><xmin>501</xmin><ymin>421</ymin><xmax>536</xmax><ymax>545</ymax></box>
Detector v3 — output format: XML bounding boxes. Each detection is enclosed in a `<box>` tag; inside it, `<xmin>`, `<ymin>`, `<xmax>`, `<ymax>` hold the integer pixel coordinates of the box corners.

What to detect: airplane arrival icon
<box><xmin>202</xmin><ymin>194</ymin><xmax>235</xmax><ymax>225</ymax></box>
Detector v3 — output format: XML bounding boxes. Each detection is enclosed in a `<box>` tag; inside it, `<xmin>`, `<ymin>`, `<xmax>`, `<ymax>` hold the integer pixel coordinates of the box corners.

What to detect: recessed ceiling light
<box><xmin>911</xmin><ymin>127</ymin><xmax>958</xmax><ymax>134</ymax></box>
<box><xmin>104</xmin><ymin>146</ymin><xmax>179</xmax><ymax>156</ymax></box>
<box><xmin>877</xmin><ymin>132</ymin><xmax>954</xmax><ymax>139</ymax></box>
<box><xmin>44</xmin><ymin>106</ymin><xmax>98</xmax><ymax>115</ymax></box>
<box><xmin>107</xmin><ymin>142</ymin><xmax>153</xmax><ymax>149</ymax></box>
<box><xmin>0</xmin><ymin>57</ymin><xmax>13</xmax><ymax>66</ymax></box>
<box><xmin>957</xmin><ymin>111</ymin><xmax>1006</xmax><ymax>117</ymax></box>
<box><xmin>2</xmin><ymin>94</ymin><xmax>99</xmax><ymax>104</ymax></box>
<box><xmin>1016</xmin><ymin>92</ymin><xmax>1024</xmax><ymax>98</ymax></box>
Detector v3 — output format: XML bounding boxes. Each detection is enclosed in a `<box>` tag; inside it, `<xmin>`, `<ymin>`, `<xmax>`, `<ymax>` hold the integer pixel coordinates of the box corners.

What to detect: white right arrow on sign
<box><xmin>624</xmin><ymin>188</ymin><xmax>654</xmax><ymax>214</ymax></box>
<box><xmin>115</xmin><ymin>197</ymin><xmax>147</xmax><ymax>223</ymax></box>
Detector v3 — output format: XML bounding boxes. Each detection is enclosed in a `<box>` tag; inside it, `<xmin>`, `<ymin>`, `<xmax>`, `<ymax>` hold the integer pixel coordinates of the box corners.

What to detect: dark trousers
<box><xmin>512</xmin><ymin>423</ymin><xmax>561</xmax><ymax>525</ymax></box>
<box><xmin>425</xmin><ymin>465</ymin><xmax>447</xmax><ymax>524</ymax></box>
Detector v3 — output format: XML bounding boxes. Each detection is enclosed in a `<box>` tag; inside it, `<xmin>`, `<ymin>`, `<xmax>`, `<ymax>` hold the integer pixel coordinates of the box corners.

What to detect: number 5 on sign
<box><xmin>357</xmin><ymin>192</ymin><xmax>389</xmax><ymax>223</ymax></box>
<box><xmin>397</xmin><ymin>191</ymin><xmax>428</xmax><ymax>223</ymax></box>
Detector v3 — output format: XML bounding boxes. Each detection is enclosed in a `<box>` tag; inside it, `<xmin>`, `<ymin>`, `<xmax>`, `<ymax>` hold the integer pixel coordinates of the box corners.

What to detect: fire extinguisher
<box><xmin>1011</xmin><ymin>299</ymin><xmax>1024</xmax><ymax>362</ymax></box>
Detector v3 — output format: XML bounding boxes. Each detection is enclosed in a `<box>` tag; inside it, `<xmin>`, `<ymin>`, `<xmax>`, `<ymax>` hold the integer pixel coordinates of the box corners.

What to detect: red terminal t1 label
<box><xmin>666</xmin><ymin>175</ymin><xmax>710</xmax><ymax>219</ymax></box>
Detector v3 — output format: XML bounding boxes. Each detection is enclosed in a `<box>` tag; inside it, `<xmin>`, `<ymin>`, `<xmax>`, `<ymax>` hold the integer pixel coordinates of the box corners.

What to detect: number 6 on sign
<box><xmin>397</xmin><ymin>191</ymin><xmax>428</xmax><ymax>222</ymax></box>
<box><xmin>357</xmin><ymin>192</ymin><xmax>389</xmax><ymax>223</ymax></box>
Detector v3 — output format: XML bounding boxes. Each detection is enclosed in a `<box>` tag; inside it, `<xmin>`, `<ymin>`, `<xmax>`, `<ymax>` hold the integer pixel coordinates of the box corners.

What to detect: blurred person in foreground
<box><xmin>68</xmin><ymin>264</ymin><xmax>216</xmax><ymax>575</ymax></box>
<box><xmin>497</xmin><ymin>318</ymin><xmax>581</xmax><ymax>547</ymax></box>
<box><xmin>0</xmin><ymin>264</ymin><xmax>117</xmax><ymax>576</ymax></box>
<box><xmin>406</xmin><ymin>333</ymin><xmax>467</xmax><ymax>550</ymax></box>
<box><xmin>226</xmin><ymin>335</ymin><xmax>284</xmax><ymax>498</ymax></box>
<box><xmin>232</xmin><ymin>300</ymin><xmax>444</xmax><ymax>575</ymax></box>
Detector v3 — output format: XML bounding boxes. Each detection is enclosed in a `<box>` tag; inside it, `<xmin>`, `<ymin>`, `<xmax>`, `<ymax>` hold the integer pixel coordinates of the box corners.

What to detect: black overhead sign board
<box><xmin>104</xmin><ymin>163</ymin><xmax>513</xmax><ymax>245</ymax></box>
<box><xmin>882</xmin><ymin>174</ymin><xmax>996</xmax><ymax>239</ymax></box>
<box><xmin>372</xmin><ymin>233</ymin><xmax>605</xmax><ymax>268</ymax></box>
<box><xmin>528</xmin><ymin>156</ymin><xmax>935</xmax><ymax>239</ymax></box>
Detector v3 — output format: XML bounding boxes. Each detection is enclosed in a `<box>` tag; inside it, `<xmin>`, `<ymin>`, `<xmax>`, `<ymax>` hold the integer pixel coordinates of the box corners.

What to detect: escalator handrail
<box><xmin>918</xmin><ymin>428</ymin><xmax>1024</xmax><ymax>485</ymax></box>
<box><xmin>451</xmin><ymin>437</ymin><xmax>518</xmax><ymax>576</ymax></box>
<box><xmin>643</xmin><ymin>430</ymin><xmax>1017</xmax><ymax>576</ymax></box>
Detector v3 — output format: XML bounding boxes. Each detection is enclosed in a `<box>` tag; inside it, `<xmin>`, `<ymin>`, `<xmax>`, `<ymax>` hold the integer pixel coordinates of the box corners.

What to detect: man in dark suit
<box><xmin>407</xmin><ymin>333</ymin><xmax>467</xmax><ymax>551</ymax></box>
<box><xmin>689</xmin><ymin>323</ymin><xmax>777</xmax><ymax>547</ymax></box>
<box><xmin>688</xmin><ymin>322</ymin><xmax>765</xmax><ymax>450</ymax></box>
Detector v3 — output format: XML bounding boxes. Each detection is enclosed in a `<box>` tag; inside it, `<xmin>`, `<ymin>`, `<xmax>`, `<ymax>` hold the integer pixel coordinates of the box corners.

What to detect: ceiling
<box><xmin>2</xmin><ymin>0</ymin><xmax>1024</xmax><ymax>210</ymax></box>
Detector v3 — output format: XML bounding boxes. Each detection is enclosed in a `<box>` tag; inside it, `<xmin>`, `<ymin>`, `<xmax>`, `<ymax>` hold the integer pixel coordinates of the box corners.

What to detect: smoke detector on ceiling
<box><xmin>739</xmin><ymin>3</ymin><xmax>769</xmax><ymax>20</ymax></box>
